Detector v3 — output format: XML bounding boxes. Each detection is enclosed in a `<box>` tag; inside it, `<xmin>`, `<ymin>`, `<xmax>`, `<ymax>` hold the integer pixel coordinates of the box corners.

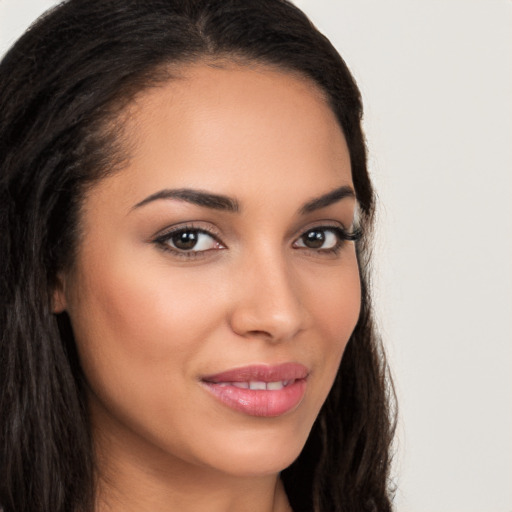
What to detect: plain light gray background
<box><xmin>1</xmin><ymin>1</ymin><xmax>511</xmax><ymax>511</ymax></box>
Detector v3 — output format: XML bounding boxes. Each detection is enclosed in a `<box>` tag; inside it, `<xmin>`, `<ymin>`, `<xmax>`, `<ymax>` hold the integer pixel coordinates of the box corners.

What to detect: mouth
<box><xmin>201</xmin><ymin>363</ymin><xmax>309</xmax><ymax>417</ymax></box>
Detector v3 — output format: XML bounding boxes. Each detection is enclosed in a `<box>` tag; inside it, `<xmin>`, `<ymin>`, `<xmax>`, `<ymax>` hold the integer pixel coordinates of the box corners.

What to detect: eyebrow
<box><xmin>132</xmin><ymin>184</ymin><xmax>355</xmax><ymax>214</ymax></box>
<box><xmin>132</xmin><ymin>188</ymin><xmax>240</xmax><ymax>212</ymax></box>
<box><xmin>299</xmin><ymin>185</ymin><xmax>356</xmax><ymax>214</ymax></box>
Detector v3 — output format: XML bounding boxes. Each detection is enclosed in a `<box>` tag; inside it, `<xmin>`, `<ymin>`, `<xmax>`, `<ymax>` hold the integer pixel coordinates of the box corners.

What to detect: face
<box><xmin>55</xmin><ymin>63</ymin><xmax>361</xmax><ymax>479</ymax></box>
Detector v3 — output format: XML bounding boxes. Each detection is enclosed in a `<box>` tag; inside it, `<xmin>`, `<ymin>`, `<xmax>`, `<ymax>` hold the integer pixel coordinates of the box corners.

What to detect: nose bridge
<box><xmin>228</xmin><ymin>241</ymin><xmax>306</xmax><ymax>341</ymax></box>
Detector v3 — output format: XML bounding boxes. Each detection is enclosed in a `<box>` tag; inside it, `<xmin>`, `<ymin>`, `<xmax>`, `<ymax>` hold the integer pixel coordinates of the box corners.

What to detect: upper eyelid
<box><xmin>151</xmin><ymin>220</ymin><xmax>357</xmax><ymax>246</ymax></box>
<box><xmin>294</xmin><ymin>223</ymin><xmax>362</xmax><ymax>246</ymax></box>
<box><xmin>152</xmin><ymin>223</ymin><xmax>223</xmax><ymax>242</ymax></box>
<box><xmin>152</xmin><ymin>226</ymin><xmax>225</xmax><ymax>258</ymax></box>
<box><xmin>291</xmin><ymin>220</ymin><xmax>352</xmax><ymax>239</ymax></box>
<box><xmin>294</xmin><ymin>225</ymin><xmax>352</xmax><ymax>242</ymax></box>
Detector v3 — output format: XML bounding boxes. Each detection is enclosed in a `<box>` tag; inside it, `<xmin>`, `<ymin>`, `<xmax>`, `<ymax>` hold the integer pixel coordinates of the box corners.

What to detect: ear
<box><xmin>52</xmin><ymin>272</ymin><xmax>68</xmax><ymax>313</ymax></box>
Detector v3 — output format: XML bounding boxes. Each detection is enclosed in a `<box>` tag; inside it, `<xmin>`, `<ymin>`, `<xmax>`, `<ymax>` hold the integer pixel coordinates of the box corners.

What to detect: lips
<box><xmin>201</xmin><ymin>363</ymin><xmax>309</xmax><ymax>417</ymax></box>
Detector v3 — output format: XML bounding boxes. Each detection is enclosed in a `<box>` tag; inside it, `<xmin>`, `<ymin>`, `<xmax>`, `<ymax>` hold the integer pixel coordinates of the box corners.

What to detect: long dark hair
<box><xmin>0</xmin><ymin>1</ymin><xmax>396</xmax><ymax>511</ymax></box>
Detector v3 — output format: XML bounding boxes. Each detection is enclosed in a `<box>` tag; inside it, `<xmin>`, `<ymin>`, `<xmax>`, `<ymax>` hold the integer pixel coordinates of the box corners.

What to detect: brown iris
<box><xmin>172</xmin><ymin>231</ymin><xmax>199</xmax><ymax>250</ymax></box>
<box><xmin>302</xmin><ymin>230</ymin><xmax>325</xmax><ymax>249</ymax></box>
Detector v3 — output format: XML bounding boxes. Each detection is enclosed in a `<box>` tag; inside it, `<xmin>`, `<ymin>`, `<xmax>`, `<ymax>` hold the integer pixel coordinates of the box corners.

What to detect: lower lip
<box><xmin>202</xmin><ymin>379</ymin><xmax>307</xmax><ymax>417</ymax></box>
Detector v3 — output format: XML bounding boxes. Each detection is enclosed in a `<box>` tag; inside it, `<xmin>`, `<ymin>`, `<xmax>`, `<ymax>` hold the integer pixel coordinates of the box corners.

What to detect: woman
<box><xmin>0</xmin><ymin>1</ymin><xmax>395</xmax><ymax>511</ymax></box>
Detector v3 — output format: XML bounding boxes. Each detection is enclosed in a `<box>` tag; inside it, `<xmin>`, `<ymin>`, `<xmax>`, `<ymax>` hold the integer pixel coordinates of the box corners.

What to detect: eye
<box><xmin>155</xmin><ymin>227</ymin><xmax>223</xmax><ymax>254</ymax></box>
<box><xmin>296</xmin><ymin>228</ymin><xmax>338</xmax><ymax>250</ymax></box>
<box><xmin>293</xmin><ymin>226</ymin><xmax>361</xmax><ymax>253</ymax></box>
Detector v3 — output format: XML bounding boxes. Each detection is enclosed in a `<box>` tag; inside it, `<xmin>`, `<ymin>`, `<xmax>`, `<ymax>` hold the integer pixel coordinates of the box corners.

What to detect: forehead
<box><xmin>87</xmin><ymin>62</ymin><xmax>352</xmax><ymax>213</ymax></box>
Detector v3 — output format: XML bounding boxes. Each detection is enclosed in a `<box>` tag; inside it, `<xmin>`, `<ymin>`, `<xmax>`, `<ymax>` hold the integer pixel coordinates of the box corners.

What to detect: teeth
<box><xmin>213</xmin><ymin>380</ymin><xmax>294</xmax><ymax>390</ymax></box>
<box><xmin>249</xmin><ymin>381</ymin><xmax>266</xmax><ymax>390</ymax></box>
<box><xmin>267</xmin><ymin>381</ymin><xmax>284</xmax><ymax>390</ymax></box>
<box><xmin>232</xmin><ymin>382</ymin><xmax>249</xmax><ymax>389</ymax></box>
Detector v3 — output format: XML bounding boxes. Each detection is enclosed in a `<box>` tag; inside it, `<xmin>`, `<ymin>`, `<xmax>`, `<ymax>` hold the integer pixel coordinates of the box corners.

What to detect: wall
<box><xmin>1</xmin><ymin>1</ymin><xmax>511</xmax><ymax>510</ymax></box>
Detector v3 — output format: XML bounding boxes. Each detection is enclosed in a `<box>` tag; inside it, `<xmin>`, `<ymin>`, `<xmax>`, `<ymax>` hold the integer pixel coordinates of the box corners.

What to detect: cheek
<box><xmin>70</xmin><ymin>251</ymin><xmax>218</xmax><ymax>353</ymax></box>
<box><xmin>317</xmin><ymin>272</ymin><xmax>360</xmax><ymax>335</ymax></box>
<box><xmin>309</xmin><ymin>253</ymin><xmax>361</xmax><ymax>340</ymax></box>
<box><xmin>65</xmin><ymin>248</ymin><xmax>225</xmax><ymax>411</ymax></box>
<box><xmin>65</xmin><ymin>250</ymin><xmax>232</xmax><ymax>458</ymax></box>
<box><xmin>304</xmin><ymin>253</ymin><xmax>361</xmax><ymax>389</ymax></box>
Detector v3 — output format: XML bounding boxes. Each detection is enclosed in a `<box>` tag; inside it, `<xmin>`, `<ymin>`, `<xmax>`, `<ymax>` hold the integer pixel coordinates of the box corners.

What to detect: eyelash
<box><xmin>295</xmin><ymin>225</ymin><xmax>362</xmax><ymax>255</ymax></box>
<box><xmin>153</xmin><ymin>224</ymin><xmax>223</xmax><ymax>260</ymax></box>
<box><xmin>153</xmin><ymin>224</ymin><xmax>362</xmax><ymax>259</ymax></box>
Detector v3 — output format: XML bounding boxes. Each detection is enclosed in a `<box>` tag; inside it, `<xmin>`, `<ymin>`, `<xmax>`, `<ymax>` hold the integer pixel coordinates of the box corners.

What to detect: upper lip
<box><xmin>201</xmin><ymin>362</ymin><xmax>309</xmax><ymax>383</ymax></box>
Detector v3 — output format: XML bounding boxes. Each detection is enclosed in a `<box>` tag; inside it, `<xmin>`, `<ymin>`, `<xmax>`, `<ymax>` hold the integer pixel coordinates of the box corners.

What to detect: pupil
<box><xmin>173</xmin><ymin>231</ymin><xmax>197</xmax><ymax>250</ymax></box>
<box><xmin>304</xmin><ymin>230</ymin><xmax>324</xmax><ymax>248</ymax></box>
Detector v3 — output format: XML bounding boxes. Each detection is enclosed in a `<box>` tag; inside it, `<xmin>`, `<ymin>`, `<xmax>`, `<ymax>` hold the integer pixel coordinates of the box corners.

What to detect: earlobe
<box><xmin>52</xmin><ymin>272</ymin><xmax>68</xmax><ymax>313</ymax></box>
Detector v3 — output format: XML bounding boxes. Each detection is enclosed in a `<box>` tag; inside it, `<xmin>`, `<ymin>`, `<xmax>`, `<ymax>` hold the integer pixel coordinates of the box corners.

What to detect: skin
<box><xmin>54</xmin><ymin>63</ymin><xmax>361</xmax><ymax>512</ymax></box>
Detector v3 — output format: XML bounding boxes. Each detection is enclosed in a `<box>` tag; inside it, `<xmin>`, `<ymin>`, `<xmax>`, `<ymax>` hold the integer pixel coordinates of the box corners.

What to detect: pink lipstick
<box><xmin>201</xmin><ymin>363</ymin><xmax>308</xmax><ymax>417</ymax></box>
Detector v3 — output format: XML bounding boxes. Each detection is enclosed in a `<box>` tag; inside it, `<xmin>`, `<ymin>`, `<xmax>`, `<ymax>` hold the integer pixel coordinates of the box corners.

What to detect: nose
<box><xmin>228</xmin><ymin>250</ymin><xmax>307</xmax><ymax>342</ymax></box>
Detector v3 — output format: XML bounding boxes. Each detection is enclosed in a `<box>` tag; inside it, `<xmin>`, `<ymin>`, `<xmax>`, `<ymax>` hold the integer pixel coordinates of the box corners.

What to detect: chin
<box><xmin>195</xmin><ymin>420</ymin><xmax>312</xmax><ymax>478</ymax></box>
<box><xmin>209</xmin><ymin>450</ymin><xmax>302</xmax><ymax>478</ymax></box>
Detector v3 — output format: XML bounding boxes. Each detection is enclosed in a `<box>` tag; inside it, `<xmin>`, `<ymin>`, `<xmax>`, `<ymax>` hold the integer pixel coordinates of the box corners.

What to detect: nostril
<box><xmin>246</xmin><ymin>329</ymin><xmax>274</xmax><ymax>340</ymax></box>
